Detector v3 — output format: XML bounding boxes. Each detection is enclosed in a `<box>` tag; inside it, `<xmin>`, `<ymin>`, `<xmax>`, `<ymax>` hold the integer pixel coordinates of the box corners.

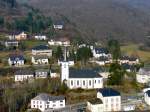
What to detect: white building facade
<box><xmin>32</xmin><ymin>45</ymin><xmax>52</xmax><ymax>57</ymax></box>
<box><xmin>97</xmin><ymin>88</ymin><xmax>121</xmax><ymax>112</ymax></box>
<box><xmin>15</xmin><ymin>70</ymin><xmax>34</xmax><ymax>82</ymax></box>
<box><xmin>136</xmin><ymin>67</ymin><xmax>150</xmax><ymax>84</ymax></box>
<box><xmin>61</xmin><ymin>61</ymin><xmax>103</xmax><ymax>89</ymax></box>
<box><xmin>8</xmin><ymin>55</ymin><xmax>24</xmax><ymax>66</ymax></box>
<box><xmin>87</xmin><ymin>98</ymin><xmax>104</xmax><ymax>112</ymax></box>
<box><xmin>35</xmin><ymin>35</ymin><xmax>47</xmax><ymax>40</ymax></box>
<box><xmin>31</xmin><ymin>93</ymin><xmax>65</xmax><ymax>112</ymax></box>
<box><xmin>32</xmin><ymin>56</ymin><xmax>49</xmax><ymax>65</ymax></box>
<box><xmin>144</xmin><ymin>90</ymin><xmax>150</xmax><ymax>105</ymax></box>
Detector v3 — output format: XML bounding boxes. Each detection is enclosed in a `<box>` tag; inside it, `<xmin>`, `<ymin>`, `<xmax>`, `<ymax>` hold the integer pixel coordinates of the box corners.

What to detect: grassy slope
<box><xmin>121</xmin><ymin>44</ymin><xmax>150</xmax><ymax>62</ymax></box>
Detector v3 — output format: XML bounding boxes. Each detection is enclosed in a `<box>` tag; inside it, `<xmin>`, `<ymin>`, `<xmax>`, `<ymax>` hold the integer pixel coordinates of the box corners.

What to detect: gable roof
<box><xmin>9</xmin><ymin>55</ymin><xmax>24</xmax><ymax>61</ymax></box>
<box><xmin>120</xmin><ymin>56</ymin><xmax>138</xmax><ymax>61</ymax></box>
<box><xmin>69</xmin><ymin>69</ymin><xmax>102</xmax><ymax>78</ymax></box>
<box><xmin>95</xmin><ymin>48</ymin><xmax>109</xmax><ymax>54</ymax></box>
<box><xmin>32</xmin><ymin>93</ymin><xmax>65</xmax><ymax>101</ymax></box>
<box><xmin>32</xmin><ymin>45</ymin><xmax>50</xmax><ymax>50</ymax></box>
<box><xmin>15</xmin><ymin>69</ymin><xmax>34</xmax><ymax>75</ymax></box>
<box><xmin>98</xmin><ymin>88</ymin><xmax>120</xmax><ymax>97</ymax></box>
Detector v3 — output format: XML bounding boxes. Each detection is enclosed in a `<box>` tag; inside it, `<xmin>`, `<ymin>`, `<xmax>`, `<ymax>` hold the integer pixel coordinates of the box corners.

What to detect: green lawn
<box><xmin>121</xmin><ymin>44</ymin><xmax>150</xmax><ymax>62</ymax></box>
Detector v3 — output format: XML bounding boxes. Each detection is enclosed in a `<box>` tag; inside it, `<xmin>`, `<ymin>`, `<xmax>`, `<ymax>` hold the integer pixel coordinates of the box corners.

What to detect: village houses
<box><xmin>15</xmin><ymin>69</ymin><xmax>34</xmax><ymax>82</ymax></box>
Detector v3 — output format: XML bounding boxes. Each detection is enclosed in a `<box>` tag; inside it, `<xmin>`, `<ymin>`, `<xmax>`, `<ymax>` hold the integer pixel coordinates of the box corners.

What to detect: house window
<box><xmin>53</xmin><ymin>104</ymin><xmax>56</xmax><ymax>107</ymax></box>
<box><xmin>77</xmin><ymin>80</ymin><xmax>79</xmax><ymax>85</ymax></box>
<box><xmin>111</xmin><ymin>98</ymin><xmax>114</xmax><ymax>102</ymax></box>
<box><xmin>40</xmin><ymin>105</ymin><xmax>42</xmax><ymax>108</ymax></box>
<box><xmin>95</xmin><ymin>80</ymin><xmax>96</xmax><ymax>83</ymax></box>
<box><xmin>60</xmin><ymin>104</ymin><xmax>63</xmax><ymax>106</ymax></box>
<box><xmin>105</xmin><ymin>98</ymin><xmax>108</xmax><ymax>103</ymax></box>
<box><xmin>71</xmin><ymin>80</ymin><xmax>73</xmax><ymax>86</ymax></box>
<box><xmin>83</xmin><ymin>81</ymin><xmax>85</xmax><ymax>85</ymax></box>
<box><xmin>33</xmin><ymin>105</ymin><xmax>35</xmax><ymax>107</ymax></box>
<box><xmin>89</xmin><ymin>80</ymin><xmax>91</xmax><ymax>86</ymax></box>
<box><xmin>60</xmin><ymin>100</ymin><xmax>63</xmax><ymax>103</ymax></box>
<box><xmin>98</xmin><ymin>80</ymin><xmax>100</xmax><ymax>83</ymax></box>
<box><xmin>53</xmin><ymin>101</ymin><xmax>56</xmax><ymax>103</ymax></box>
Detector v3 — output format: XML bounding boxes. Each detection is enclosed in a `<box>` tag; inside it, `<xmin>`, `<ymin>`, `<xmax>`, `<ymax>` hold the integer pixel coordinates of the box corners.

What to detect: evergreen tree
<box><xmin>107</xmin><ymin>63</ymin><xmax>125</xmax><ymax>85</ymax></box>
<box><xmin>108</xmin><ymin>39</ymin><xmax>121</xmax><ymax>60</ymax></box>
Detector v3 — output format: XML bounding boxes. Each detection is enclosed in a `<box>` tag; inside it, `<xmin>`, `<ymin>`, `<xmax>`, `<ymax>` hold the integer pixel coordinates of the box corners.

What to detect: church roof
<box><xmin>69</xmin><ymin>69</ymin><xmax>102</xmax><ymax>78</ymax></box>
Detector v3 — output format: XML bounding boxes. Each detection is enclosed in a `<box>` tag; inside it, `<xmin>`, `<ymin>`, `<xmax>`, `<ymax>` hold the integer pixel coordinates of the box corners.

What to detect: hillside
<box><xmin>17</xmin><ymin>0</ymin><xmax>150</xmax><ymax>43</ymax></box>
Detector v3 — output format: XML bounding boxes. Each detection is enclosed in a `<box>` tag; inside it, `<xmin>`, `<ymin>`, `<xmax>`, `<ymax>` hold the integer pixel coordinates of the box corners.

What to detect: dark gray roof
<box><xmin>88</xmin><ymin>98</ymin><xmax>103</xmax><ymax>104</ymax></box>
<box><xmin>95</xmin><ymin>48</ymin><xmax>108</xmax><ymax>54</ymax></box>
<box><xmin>146</xmin><ymin>90</ymin><xmax>150</xmax><ymax>97</ymax></box>
<box><xmin>69</xmin><ymin>69</ymin><xmax>102</xmax><ymax>78</ymax></box>
<box><xmin>98</xmin><ymin>88</ymin><xmax>120</xmax><ymax>97</ymax></box>
<box><xmin>35</xmin><ymin>69</ymin><xmax>49</xmax><ymax>73</ymax></box>
<box><xmin>32</xmin><ymin>45</ymin><xmax>50</xmax><ymax>50</ymax></box>
<box><xmin>15</xmin><ymin>69</ymin><xmax>34</xmax><ymax>75</ymax></box>
<box><xmin>33</xmin><ymin>55</ymin><xmax>49</xmax><ymax>60</ymax></box>
<box><xmin>32</xmin><ymin>93</ymin><xmax>65</xmax><ymax>101</ymax></box>
<box><xmin>10</xmin><ymin>55</ymin><xmax>24</xmax><ymax>61</ymax></box>
<box><xmin>120</xmin><ymin>56</ymin><xmax>138</xmax><ymax>61</ymax></box>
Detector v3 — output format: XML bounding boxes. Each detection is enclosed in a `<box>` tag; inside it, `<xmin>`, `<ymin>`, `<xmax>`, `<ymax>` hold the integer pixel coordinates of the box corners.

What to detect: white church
<box><xmin>60</xmin><ymin>48</ymin><xmax>103</xmax><ymax>89</ymax></box>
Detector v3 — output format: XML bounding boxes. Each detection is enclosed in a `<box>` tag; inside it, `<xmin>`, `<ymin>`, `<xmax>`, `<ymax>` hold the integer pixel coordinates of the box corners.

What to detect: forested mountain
<box><xmin>17</xmin><ymin>0</ymin><xmax>150</xmax><ymax>43</ymax></box>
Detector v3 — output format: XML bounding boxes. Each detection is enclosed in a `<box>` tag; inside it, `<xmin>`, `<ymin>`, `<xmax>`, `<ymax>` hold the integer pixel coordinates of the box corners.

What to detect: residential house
<box><xmin>136</xmin><ymin>67</ymin><xmax>150</xmax><ymax>84</ymax></box>
<box><xmin>15</xmin><ymin>69</ymin><xmax>34</xmax><ymax>82</ymax></box>
<box><xmin>87</xmin><ymin>98</ymin><xmax>104</xmax><ymax>112</ymax></box>
<box><xmin>97</xmin><ymin>88</ymin><xmax>121</xmax><ymax>112</ymax></box>
<box><xmin>31</xmin><ymin>93</ymin><xmax>65</xmax><ymax>111</ymax></box>
<box><xmin>95</xmin><ymin>56</ymin><xmax>112</xmax><ymax>66</ymax></box>
<box><xmin>5</xmin><ymin>40</ymin><xmax>19</xmax><ymax>47</ymax></box>
<box><xmin>119</xmin><ymin>56</ymin><xmax>139</xmax><ymax>65</ymax></box>
<box><xmin>144</xmin><ymin>90</ymin><xmax>150</xmax><ymax>105</ymax></box>
<box><xmin>8</xmin><ymin>31</ymin><xmax>27</xmax><ymax>40</ymax></box>
<box><xmin>32</xmin><ymin>55</ymin><xmax>49</xmax><ymax>65</ymax></box>
<box><xmin>50</xmin><ymin>69</ymin><xmax>58</xmax><ymax>78</ymax></box>
<box><xmin>8</xmin><ymin>54</ymin><xmax>24</xmax><ymax>66</ymax></box>
<box><xmin>53</xmin><ymin>21</ymin><xmax>64</xmax><ymax>30</ymax></box>
<box><xmin>32</xmin><ymin>45</ymin><xmax>52</xmax><ymax>57</ymax></box>
<box><xmin>92</xmin><ymin>48</ymin><xmax>111</xmax><ymax>58</ymax></box>
<box><xmin>48</xmin><ymin>38</ymin><xmax>70</xmax><ymax>46</ymax></box>
<box><xmin>34</xmin><ymin>35</ymin><xmax>47</xmax><ymax>40</ymax></box>
<box><xmin>35</xmin><ymin>69</ymin><xmax>49</xmax><ymax>78</ymax></box>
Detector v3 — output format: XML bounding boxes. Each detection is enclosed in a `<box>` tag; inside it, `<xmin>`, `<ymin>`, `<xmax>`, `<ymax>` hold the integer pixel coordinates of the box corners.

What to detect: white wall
<box><xmin>97</xmin><ymin>92</ymin><xmax>121</xmax><ymax>112</ymax></box>
<box><xmin>31</xmin><ymin>99</ymin><xmax>65</xmax><ymax>112</ymax></box>
<box><xmin>87</xmin><ymin>102</ymin><xmax>104</xmax><ymax>112</ymax></box>
<box><xmin>67</xmin><ymin>78</ymin><xmax>103</xmax><ymax>89</ymax></box>
<box><xmin>136</xmin><ymin>74</ymin><xmax>149</xmax><ymax>84</ymax></box>
<box><xmin>32</xmin><ymin>49</ymin><xmax>52</xmax><ymax>57</ymax></box>
<box><xmin>15</xmin><ymin>75</ymin><xmax>34</xmax><ymax>82</ymax></box>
